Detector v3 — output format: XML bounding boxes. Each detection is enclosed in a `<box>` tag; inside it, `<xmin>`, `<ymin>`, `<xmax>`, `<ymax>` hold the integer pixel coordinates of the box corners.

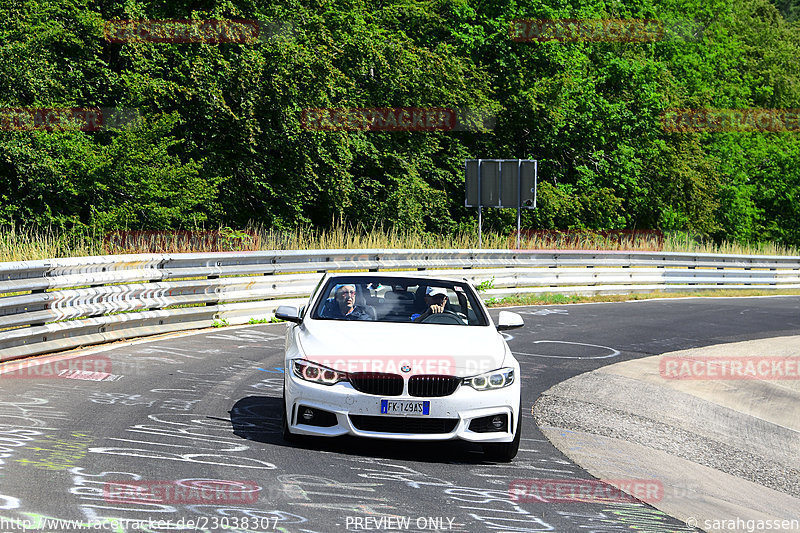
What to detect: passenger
<box><xmin>411</xmin><ymin>287</ymin><xmax>449</xmax><ymax>322</ymax></box>
<box><xmin>321</xmin><ymin>284</ymin><xmax>373</xmax><ymax>320</ymax></box>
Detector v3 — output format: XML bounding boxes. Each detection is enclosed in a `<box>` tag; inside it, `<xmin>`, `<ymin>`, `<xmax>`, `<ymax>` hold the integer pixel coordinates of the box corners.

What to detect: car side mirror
<box><xmin>496</xmin><ymin>311</ymin><xmax>524</xmax><ymax>331</ymax></box>
<box><xmin>275</xmin><ymin>305</ymin><xmax>302</xmax><ymax>324</ymax></box>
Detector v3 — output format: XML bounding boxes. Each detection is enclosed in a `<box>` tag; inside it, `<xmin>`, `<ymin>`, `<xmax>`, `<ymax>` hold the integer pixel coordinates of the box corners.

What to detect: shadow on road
<box><xmin>229</xmin><ymin>395</ymin><xmax>498</xmax><ymax>464</ymax></box>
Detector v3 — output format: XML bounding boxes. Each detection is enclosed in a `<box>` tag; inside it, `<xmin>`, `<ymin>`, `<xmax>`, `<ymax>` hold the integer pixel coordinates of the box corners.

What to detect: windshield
<box><xmin>310</xmin><ymin>276</ymin><xmax>489</xmax><ymax>326</ymax></box>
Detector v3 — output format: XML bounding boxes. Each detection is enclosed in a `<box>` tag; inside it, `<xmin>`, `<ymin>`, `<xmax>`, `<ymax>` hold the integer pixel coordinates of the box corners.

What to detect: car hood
<box><xmin>297</xmin><ymin>319</ymin><xmax>508</xmax><ymax>377</ymax></box>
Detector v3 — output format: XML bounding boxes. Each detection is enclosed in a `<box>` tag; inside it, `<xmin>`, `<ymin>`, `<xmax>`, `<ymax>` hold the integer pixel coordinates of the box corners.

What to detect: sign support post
<box><xmin>465</xmin><ymin>159</ymin><xmax>537</xmax><ymax>250</ymax></box>
<box><xmin>477</xmin><ymin>158</ymin><xmax>482</xmax><ymax>249</ymax></box>
<box><xmin>516</xmin><ymin>160</ymin><xmax>522</xmax><ymax>250</ymax></box>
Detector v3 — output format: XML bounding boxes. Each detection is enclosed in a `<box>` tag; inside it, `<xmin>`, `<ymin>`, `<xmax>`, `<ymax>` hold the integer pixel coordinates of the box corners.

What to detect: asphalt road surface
<box><xmin>1</xmin><ymin>296</ymin><xmax>799</xmax><ymax>533</ymax></box>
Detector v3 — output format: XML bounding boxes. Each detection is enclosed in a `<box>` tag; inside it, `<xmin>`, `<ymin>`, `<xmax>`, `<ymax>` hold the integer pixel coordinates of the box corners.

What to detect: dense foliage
<box><xmin>1</xmin><ymin>0</ymin><xmax>798</xmax><ymax>245</ymax></box>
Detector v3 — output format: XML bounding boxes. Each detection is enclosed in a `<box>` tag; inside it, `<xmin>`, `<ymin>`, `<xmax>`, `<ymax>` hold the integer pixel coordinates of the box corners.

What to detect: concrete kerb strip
<box><xmin>534</xmin><ymin>335</ymin><xmax>800</xmax><ymax>533</ymax></box>
<box><xmin>539</xmin><ymin>428</ymin><xmax>800</xmax><ymax>531</ymax></box>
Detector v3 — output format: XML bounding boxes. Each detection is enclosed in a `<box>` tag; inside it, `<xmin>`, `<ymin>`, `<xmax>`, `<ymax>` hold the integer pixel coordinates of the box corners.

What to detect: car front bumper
<box><xmin>284</xmin><ymin>370</ymin><xmax>521</xmax><ymax>442</ymax></box>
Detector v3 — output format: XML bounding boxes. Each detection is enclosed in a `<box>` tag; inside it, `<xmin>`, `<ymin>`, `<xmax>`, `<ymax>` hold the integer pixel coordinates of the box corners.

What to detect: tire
<box><xmin>482</xmin><ymin>408</ymin><xmax>522</xmax><ymax>462</ymax></box>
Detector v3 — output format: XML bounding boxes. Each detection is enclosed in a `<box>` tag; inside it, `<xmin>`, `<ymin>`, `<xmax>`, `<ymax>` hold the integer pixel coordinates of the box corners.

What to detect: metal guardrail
<box><xmin>1</xmin><ymin>249</ymin><xmax>799</xmax><ymax>362</ymax></box>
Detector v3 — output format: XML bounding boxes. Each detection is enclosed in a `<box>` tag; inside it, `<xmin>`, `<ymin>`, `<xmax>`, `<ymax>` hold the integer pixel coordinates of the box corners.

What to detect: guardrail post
<box><xmin>26</xmin><ymin>287</ymin><xmax>49</xmax><ymax>327</ymax></box>
<box><xmin>207</xmin><ymin>267</ymin><xmax>219</xmax><ymax>305</ymax></box>
<box><xmin>265</xmin><ymin>257</ymin><xmax>277</xmax><ymax>275</ymax></box>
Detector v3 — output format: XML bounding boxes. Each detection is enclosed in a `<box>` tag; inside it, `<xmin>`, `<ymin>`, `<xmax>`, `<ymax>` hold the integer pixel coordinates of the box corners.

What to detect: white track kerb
<box><xmin>2</xmin><ymin>249</ymin><xmax>799</xmax><ymax>362</ymax></box>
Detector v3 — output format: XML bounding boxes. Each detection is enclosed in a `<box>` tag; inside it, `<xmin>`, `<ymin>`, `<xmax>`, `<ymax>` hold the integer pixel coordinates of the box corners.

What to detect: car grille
<box><xmin>349</xmin><ymin>373</ymin><xmax>404</xmax><ymax>396</ymax></box>
<box><xmin>349</xmin><ymin>415</ymin><xmax>458</xmax><ymax>434</ymax></box>
<box><xmin>408</xmin><ymin>375</ymin><xmax>461</xmax><ymax>397</ymax></box>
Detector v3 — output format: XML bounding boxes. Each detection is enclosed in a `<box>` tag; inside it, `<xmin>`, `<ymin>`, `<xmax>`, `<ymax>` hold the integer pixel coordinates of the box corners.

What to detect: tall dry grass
<box><xmin>0</xmin><ymin>225</ymin><xmax>103</xmax><ymax>262</ymax></box>
<box><xmin>663</xmin><ymin>232</ymin><xmax>799</xmax><ymax>256</ymax></box>
<box><xmin>250</xmin><ymin>223</ymin><xmax>512</xmax><ymax>251</ymax></box>
<box><xmin>0</xmin><ymin>223</ymin><xmax>798</xmax><ymax>261</ymax></box>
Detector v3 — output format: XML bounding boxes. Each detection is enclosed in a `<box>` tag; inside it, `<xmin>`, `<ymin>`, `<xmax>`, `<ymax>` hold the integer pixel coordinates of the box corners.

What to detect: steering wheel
<box><xmin>421</xmin><ymin>310</ymin><xmax>467</xmax><ymax>325</ymax></box>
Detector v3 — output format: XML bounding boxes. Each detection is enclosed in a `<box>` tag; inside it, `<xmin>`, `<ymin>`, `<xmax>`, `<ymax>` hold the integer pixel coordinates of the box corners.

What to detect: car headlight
<box><xmin>292</xmin><ymin>359</ymin><xmax>348</xmax><ymax>385</ymax></box>
<box><xmin>463</xmin><ymin>368</ymin><xmax>514</xmax><ymax>390</ymax></box>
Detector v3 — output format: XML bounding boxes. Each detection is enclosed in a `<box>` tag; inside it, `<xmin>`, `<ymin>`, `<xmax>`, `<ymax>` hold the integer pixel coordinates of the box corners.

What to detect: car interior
<box><xmin>317</xmin><ymin>280</ymin><xmax>484</xmax><ymax>325</ymax></box>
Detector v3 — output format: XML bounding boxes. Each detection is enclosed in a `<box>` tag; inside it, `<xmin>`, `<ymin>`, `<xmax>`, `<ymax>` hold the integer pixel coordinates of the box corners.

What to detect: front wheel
<box><xmin>482</xmin><ymin>408</ymin><xmax>522</xmax><ymax>462</ymax></box>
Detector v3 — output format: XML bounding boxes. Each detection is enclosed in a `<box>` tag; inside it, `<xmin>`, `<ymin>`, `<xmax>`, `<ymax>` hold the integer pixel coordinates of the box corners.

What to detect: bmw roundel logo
<box><xmin>401</xmin><ymin>364</ymin><xmax>411</xmax><ymax>373</ymax></box>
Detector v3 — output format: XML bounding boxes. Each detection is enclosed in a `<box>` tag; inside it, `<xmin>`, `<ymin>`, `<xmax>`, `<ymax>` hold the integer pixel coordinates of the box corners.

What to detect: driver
<box><xmin>321</xmin><ymin>284</ymin><xmax>373</xmax><ymax>320</ymax></box>
<box><xmin>411</xmin><ymin>287</ymin><xmax>449</xmax><ymax>322</ymax></box>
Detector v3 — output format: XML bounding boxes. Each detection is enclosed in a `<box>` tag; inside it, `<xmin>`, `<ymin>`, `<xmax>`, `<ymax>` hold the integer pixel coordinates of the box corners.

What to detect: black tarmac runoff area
<box><xmin>1</xmin><ymin>296</ymin><xmax>799</xmax><ymax>533</ymax></box>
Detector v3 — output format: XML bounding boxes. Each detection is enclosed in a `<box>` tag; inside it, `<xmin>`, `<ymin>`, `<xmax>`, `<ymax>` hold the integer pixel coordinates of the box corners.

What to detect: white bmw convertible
<box><xmin>275</xmin><ymin>273</ymin><xmax>525</xmax><ymax>461</ymax></box>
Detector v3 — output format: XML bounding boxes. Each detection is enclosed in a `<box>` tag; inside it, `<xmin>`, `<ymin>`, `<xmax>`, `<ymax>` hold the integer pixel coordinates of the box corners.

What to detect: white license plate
<box><xmin>380</xmin><ymin>399</ymin><xmax>430</xmax><ymax>416</ymax></box>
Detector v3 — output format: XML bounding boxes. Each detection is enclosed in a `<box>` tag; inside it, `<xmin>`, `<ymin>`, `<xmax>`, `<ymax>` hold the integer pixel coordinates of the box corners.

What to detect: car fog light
<box><xmin>302</xmin><ymin>408</ymin><xmax>314</xmax><ymax>421</ymax></box>
<box><xmin>491</xmin><ymin>415</ymin><xmax>504</xmax><ymax>429</ymax></box>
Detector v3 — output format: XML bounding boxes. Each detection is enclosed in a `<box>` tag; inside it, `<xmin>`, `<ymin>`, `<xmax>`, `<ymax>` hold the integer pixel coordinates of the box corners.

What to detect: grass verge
<box><xmin>1</xmin><ymin>222</ymin><xmax>798</xmax><ymax>261</ymax></box>
<box><xmin>485</xmin><ymin>289</ymin><xmax>800</xmax><ymax>307</ymax></box>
